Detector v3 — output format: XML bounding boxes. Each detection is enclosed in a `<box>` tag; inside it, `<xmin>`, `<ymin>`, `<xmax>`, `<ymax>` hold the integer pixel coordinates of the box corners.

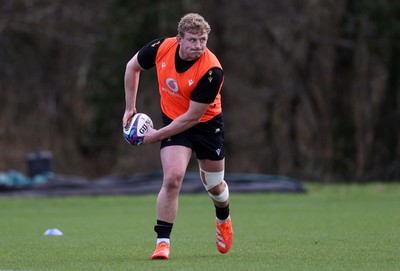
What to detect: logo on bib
<box><xmin>166</xmin><ymin>78</ymin><xmax>178</xmax><ymax>92</ymax></box>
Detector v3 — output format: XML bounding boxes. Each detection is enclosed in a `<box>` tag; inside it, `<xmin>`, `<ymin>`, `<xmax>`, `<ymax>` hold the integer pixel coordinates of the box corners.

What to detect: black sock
<box><xmin>215</xmin><ymin>205</ymin><xmax>230</xmax><ymax>221</ymax></box>
<box><xmin>154</xmin><ymin>220</ymin><xmax>173</xmax><ymax>239</ymax></box>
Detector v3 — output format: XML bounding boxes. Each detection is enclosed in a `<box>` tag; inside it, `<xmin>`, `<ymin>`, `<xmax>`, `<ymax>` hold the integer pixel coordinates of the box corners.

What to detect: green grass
<box><xmin>0</xmin><ymin>183</ymin><xmax>399</xmax><ymax>271</ymax></box>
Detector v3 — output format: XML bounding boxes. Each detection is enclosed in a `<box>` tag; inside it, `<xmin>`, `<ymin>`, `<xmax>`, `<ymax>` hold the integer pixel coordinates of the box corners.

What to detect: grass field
<box><xmin>0</xmin><ymin>182</ymin><xmax>399</xmax><ymax>271</ymax></box>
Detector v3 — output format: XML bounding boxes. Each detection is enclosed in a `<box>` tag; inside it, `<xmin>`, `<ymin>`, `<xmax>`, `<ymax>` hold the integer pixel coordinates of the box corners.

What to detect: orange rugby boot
<box><xmin>151</xmin><ymin>242</ymin><xmax>170</xmax><ymax>260</ymax></box>
<box><xmin>215</xmin><ymin>216</ymin><xmax>233</xmax><ymax>253</ymax></box>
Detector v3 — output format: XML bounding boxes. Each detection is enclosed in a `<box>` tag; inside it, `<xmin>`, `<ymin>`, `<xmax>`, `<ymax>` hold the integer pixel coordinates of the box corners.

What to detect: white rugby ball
<box><xmin>123</xmin><ymin>113</ymin><xmax>153</xmax><ymax>146</ymax></box>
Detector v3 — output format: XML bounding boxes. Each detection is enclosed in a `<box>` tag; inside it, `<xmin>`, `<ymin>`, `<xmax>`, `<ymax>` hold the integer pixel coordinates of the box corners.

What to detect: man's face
<box><xmin>177</xmin><ymin>31</ymin><xmax>208</xmax><ymax>61</ymax></box>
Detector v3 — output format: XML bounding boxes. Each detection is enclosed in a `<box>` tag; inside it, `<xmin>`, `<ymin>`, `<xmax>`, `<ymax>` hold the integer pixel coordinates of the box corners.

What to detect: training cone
<box><xmin>44</xmin><ymin>228</ymin><xmax>63</xmax><ymax>236</ymax></box>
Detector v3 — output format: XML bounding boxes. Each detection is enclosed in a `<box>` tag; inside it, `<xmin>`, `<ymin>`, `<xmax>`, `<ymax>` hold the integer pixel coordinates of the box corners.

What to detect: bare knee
<box><xmin>162</xmin><ymin>169</ymin><xmax>185</xmax><ymax>192</ymax></box>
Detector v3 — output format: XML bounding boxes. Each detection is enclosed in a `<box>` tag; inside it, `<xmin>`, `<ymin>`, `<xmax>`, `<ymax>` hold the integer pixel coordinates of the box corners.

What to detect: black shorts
<box><xmin>160</xmin><ymin>113</ymin><xmax>225</xmax><ymax>161</ymax></box>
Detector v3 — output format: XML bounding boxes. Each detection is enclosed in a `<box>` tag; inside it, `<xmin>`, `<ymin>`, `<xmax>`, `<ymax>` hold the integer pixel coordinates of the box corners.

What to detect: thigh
<box><xmin>161</xmin><ymin>145</ymin><xmax>193</xmax><ymax>179</ymax></box>
<box><xmin>198</xmin><ymin>158</ymin><xmax>225</xmax><ymax>172</ymax></box>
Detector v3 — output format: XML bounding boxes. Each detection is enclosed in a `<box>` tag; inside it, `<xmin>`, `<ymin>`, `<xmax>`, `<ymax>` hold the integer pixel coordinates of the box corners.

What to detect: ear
<box><xmin>176</xmin><ymin>34</ymin><xmax>183</xmax><ymax>43</ymax></box>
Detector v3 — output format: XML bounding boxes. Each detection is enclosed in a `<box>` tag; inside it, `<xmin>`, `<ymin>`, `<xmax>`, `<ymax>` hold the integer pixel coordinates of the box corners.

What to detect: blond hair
<box><xmin>177</xmin><ymin>13</ymin><xmax>211</xmax><ymax>37</ymax></box>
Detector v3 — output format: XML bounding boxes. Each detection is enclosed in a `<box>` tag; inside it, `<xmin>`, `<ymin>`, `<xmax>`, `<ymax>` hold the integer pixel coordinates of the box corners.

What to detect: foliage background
<box><xmin>1</xmin><ymin>0</ymin><xmax>399</xmax><ymax>182</ymax></box>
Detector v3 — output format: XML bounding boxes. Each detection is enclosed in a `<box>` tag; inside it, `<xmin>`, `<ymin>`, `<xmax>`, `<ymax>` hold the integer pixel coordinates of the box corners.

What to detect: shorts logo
<box><xmin>166</xmin><ymin>78</ymin><xmax>179</xmax><ymax>92</ymax></box>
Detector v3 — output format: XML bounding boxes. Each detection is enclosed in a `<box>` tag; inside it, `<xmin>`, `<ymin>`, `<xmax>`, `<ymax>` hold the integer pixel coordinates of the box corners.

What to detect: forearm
<box><xmin>144</xmin><ymin>101</ymin><xmax>209</xmax><ymax>144</ymax></box>
<box><xmin>123</xmin><ymin>54</ymin><xmax>142</xmax><ymax>126</ymax></box>
<box><xmin>156</xmin><ymin>114</ymin><xmax>200</xmax><ymax>141</ymax></box>
<box><xmin>124</xmin><ymin>64</ymin><xmax>140</xmax><ymax>111</ymax></box>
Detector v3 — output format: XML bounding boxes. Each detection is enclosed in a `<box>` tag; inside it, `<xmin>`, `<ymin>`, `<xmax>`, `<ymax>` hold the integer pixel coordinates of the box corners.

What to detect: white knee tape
<box><xmin>208</xmin><ymin>182</ymin><xmax>229</xmax><ymax>202</ymax></box>
<box><xmin>200</xmin><ymin>169</ymin><xmax>224</xmax><ymax>190</ymax></box>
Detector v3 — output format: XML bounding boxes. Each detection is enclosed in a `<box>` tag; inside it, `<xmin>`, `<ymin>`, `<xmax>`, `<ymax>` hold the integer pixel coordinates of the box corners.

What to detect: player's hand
<box><xmin>143</xmin><ymin>124</ymin><xmax>158</xmax><ymax>144</ymax></box>
<box><xmin>122</xmin><ymin>109</ymin><xmax>136</xmax><ymax>127</ymax></box>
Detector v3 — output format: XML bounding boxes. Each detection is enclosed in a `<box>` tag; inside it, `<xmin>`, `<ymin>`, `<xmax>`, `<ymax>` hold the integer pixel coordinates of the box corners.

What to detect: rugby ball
<box><xmin>123</xmin><ymin>113</ymin><xmax>153</xmax><ymax>146</ymax></box>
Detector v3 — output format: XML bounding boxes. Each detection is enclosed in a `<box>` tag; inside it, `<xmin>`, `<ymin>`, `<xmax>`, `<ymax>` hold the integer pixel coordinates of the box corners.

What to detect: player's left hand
<box><xmin>142</xmin><ymin>124</ymin><xmax>158</xmax><ymax>144</ymax></box>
